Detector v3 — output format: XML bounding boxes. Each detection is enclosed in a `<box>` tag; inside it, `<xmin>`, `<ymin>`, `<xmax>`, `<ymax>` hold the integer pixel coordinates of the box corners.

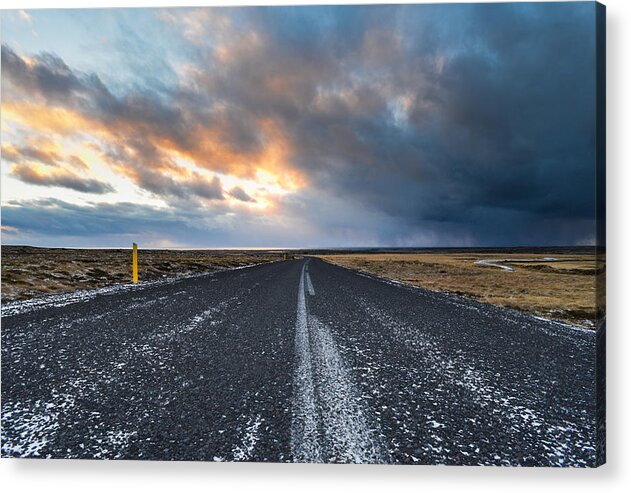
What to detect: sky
<box><xmin>1</xmin><ymin>3</ymin><xmax>599</xmax><ymax>248</ymax></box>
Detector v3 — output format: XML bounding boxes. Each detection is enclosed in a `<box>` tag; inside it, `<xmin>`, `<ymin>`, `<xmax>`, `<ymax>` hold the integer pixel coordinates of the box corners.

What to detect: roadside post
<box><xmin>132</xmin><ymin>242</ymin><xmax>138</xmax><ymax>283</ymax></box>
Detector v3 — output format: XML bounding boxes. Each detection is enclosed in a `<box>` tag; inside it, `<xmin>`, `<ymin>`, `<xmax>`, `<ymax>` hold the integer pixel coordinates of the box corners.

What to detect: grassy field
<box><xmin>1</xmin><ymin>246</ymin><xmax>281</xmax><ymax>302</ymax></box>
<box><xmin>2</xmin><ymin>246</ymin><xmax>604</xmax><ymax>328</ymax></box>
<box><xmin>317</xmin><ymin>251</ymin><xmax>604</xmax><ymax>328</ymax></box>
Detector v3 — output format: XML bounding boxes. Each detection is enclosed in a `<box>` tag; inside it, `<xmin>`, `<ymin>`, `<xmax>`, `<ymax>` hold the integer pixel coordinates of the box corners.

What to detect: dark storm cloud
<box><xmin>1</xmin><ymin>198</ymin><xmax>326</xmax><ymax>248</ymax></box>
<box><xmin>2</xmin><ymin>199</ymin><xmax>185</xmax><ymax>237</ymax></box>
<box><xmin>270</xmin><ymin>2</ymin><xmax>597</xmax><ymax>245</ymax></box>
<box><xmin>1</xmin><ymin>3</ymin><xmax>599</xmax><ymax>246</ymax></box>
<box><xmin>161</xmin><ymin>3</ymin><xmax>596</xmax><ymax>245</ymax></box>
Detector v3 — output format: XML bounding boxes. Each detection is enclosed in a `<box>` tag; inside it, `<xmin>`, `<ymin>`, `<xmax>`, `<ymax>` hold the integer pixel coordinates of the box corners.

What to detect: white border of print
<box><xmin>1</xmin><ymin>1</ymin><xmax>629</xmax><ymax>493</ymax></box>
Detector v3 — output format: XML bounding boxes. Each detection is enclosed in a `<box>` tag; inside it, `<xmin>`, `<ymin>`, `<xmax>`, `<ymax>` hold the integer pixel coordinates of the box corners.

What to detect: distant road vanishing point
<box><xmin>1</xmin><ymin>257</ymin><xmax>599</xmax><ymax>465</ymax></box>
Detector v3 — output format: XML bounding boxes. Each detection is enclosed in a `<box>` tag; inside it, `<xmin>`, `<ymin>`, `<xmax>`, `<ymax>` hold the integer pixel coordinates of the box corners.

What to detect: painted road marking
<box><xmin>308</xmin><ymin>316</ymin><xmax>386</xmax><ymax>463</ymax></box>
<box><xmin>291</xmin><ymin>260</ymin><xmax>387</xmax><ymax>463</ymax></box>
<box><xmin>291</xmin><ymin>262</ymin><xmax>322</xmax><ymax>462</ymax></box>
<box><xmin>306</xmin><ymin>272</ymin><xmax>315</xmax><ymax>296</ymax></box>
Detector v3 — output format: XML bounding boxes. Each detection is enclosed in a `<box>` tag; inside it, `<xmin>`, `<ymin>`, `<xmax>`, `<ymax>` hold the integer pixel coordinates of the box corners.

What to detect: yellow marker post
<box><xmin>284</xmin><ymin>253</ymin><xmax>287</xmax><ymax>261</ymax></box>
<box><xmin>132</xmin><ymin>242</ymin><xmax>138</xmax><ymax>283</ymax></box>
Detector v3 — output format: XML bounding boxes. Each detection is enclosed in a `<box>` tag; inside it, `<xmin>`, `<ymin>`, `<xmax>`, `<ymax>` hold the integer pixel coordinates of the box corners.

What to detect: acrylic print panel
<box><xmin>0</xmin><ymin>2</ymin><xmax>605</xmax><ymax>466</ymax></box>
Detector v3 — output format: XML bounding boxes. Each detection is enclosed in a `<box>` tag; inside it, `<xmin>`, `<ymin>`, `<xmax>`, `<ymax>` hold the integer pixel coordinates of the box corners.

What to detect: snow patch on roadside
<box><xmin>92</xmin><ymin>430</ymin><xmax>138</xmax><ymax>459</ymax></box>
<box><xmin>355</xmin><ymin>296</ymin><xmax>595</xmax><ymax>466</ymax></box>
<box><xmin>474</xmin><ymin>259</ymin><xmax>514</xmax><ymax>271</ymax></box>
<box><xmin>1</xmin><ymin>392</ymin><xmax>76</xmax><ymax>457</ymax></box>
<box><xmin>474</xmin><ymin>257</ymin><xmax>560</xmax><ymax>272</ymax></box>
<box><xmin>2</xmin><ymin>260</ymin><xmax>277</xmax><ymax>318</ymax></box>
<box><xmin>233</xmin><ymin>415</ymin><xmax>263</xmax><ymax>461</ymax></box>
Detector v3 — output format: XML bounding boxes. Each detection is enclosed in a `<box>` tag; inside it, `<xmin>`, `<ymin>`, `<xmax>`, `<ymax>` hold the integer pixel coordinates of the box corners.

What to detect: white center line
<box><xmin>306</xmin><ymin>271</ymin><xmax>315</xmax><ymax>296</ymax></box>
<box><xmin>291</xmin><ymin>262</ymin><xmax>322</xmax><ymax>462</ymax></box>
<box><xmin>291</xmin><ymin>260</ymin><xmax>387</xmax><ymax>463</ymax></box>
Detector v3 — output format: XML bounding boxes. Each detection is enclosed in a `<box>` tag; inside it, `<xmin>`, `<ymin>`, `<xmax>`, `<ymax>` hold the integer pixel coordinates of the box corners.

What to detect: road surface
<box><xmin>1</xmin><ymin>258</ymin><xmax>600</xmax><ymax>465</ymax></box>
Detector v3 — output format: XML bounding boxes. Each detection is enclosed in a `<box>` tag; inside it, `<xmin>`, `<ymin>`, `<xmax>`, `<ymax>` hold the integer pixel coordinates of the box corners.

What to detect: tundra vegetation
<box><xmin>2</xmin><ymin>246</ymin><xmax>604</xmax><ymax>328</ymax></box>
<box><xmin>1</xmin><ymin>246</ymin><xmax>280</xmax><ymax>302</ymax></box>
<box><xmin>318</xmin><ymin>252</ymin><xmax>604</xmax><ymax>328</ymax></box>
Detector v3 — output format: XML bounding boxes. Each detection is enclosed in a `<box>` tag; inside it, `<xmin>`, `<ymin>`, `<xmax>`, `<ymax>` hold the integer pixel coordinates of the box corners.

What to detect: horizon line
<box><xmin>0</xmin><ymin>244</ymin><xmax>600</xmax><ymax>251</ymax></box>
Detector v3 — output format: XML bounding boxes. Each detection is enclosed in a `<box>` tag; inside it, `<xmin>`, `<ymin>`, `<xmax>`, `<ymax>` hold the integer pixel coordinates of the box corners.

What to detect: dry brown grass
<box><xmin>1</xmin><ymin>246</ymin><xmax>281</xmax><ymax>302</ymax></box>
<box><xmin>317</xmin><ymin>252</ymin><xmax>604</xmax><ymax>328</ymax></box>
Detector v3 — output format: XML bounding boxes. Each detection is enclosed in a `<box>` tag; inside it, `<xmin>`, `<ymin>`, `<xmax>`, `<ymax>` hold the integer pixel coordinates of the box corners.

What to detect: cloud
<box><xmin>67</xmin><ymin>155</ymin><xmax>89</xmax><ymax>170</ymax></box>
<box><xmin>19</xmin><ymin>10</ymin><xmax>33</xmax><ymax>24</ymax></box>
<box><xmin>2</xmin><ymin>140</ymin><xmax>113</xmax><ymax>194</ymax></box>
<box><xmin>1</xmin><ymin>3</ymin><xmax>599</xmax><ymax>246</ymax></box>
<box><xmin>2</xmin><ymin>42</ymin><xmax>303</xmax><ymax>194</ymax></box>
<box><xmin>3</xmin><ymin>198</ymin><xmax>177</xmax><ymax>236</ymax></box>
<box><xmin>0</xmin><ymin>225</ymin><xmax>19</xmax><ymax>234</ymax></box>
<box><xmin>1</xmin><ymin>45</ymin><xmax>83</xmax><ymax>102</ymax></box>
<box><xmin>0</xmin><ymin>198</ymin><xmax>295</xmax><ymax>247</ymax></box>
<box><xmin>2</xmin><ymin>143</ymin><xmax>62</xmax><ymax>167</ymax></box>
<box><xmin>188</xmin><ymin>174</ymin><xmax>224</xmax><ymax>200</ymax></box>
<box><xmin>10</xmin><ymin>165</ymin><xmax>115</xmax><ymax>194</ymax></box>
<box><xmin>229</xmin><ymin>186</ymin><xmax>255</xmax><ymax>203</ymax></box>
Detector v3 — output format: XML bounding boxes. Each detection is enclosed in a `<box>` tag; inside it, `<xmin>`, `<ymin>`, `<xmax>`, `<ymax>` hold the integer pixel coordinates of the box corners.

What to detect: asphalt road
<box><xmin>1</xmin><ymin>258</ymin><xmax>599</xmax><ymax>465</ymax></box>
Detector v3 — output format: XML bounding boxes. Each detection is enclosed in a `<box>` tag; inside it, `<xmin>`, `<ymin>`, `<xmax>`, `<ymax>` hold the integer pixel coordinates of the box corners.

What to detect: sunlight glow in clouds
<box><xmin>0</xmin><ymin>4</ymin><xmax>598</xmax><ymax>248</ymax></box>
